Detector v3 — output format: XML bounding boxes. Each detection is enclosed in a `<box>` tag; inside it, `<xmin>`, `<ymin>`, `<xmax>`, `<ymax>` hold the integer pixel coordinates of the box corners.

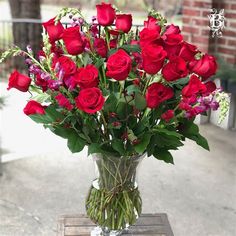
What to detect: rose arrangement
<box><xmin>0</xmin><ymin>2</ymin><xmax>229</xmax><ymax>233</ymax></box>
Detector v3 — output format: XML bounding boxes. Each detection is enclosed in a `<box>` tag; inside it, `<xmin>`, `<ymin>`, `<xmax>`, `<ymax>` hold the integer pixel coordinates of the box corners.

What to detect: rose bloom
<box><xmin>144</xmin><ymin>16</ymin><xmax>161</xmax><ymax>32</ymax></box>
<box><xmin>42</xmin><ymin>17</ymin><xmax>64</xmax><ymax>43</ymax></box>
<box><xmin>106</xmin><ymin>49</ymin><xmax>132</xmax><ymax>81</ymax></box>
<box><xmin>74</xmin><ymin>64</ymin><xmax>99</xmax><ymax>89</ymax></box>
<box><xmin>163</xmin><ymin>33</ymin><xmax>183</xmax><ymax>57</ymax></box>
<box><xmin>23</xmin><ymin>100</ymin><xmax>46</xmax><ymax>115</ymax></box>
<box><xmin>161</xmin><ymin>110</ymin><xmax>174</xmax><ymax>122</ymax></box>
<box><xmin>162</xmin><ymin>56</ymin><xmax>188</xmax><ymax>81</ymax></box>
<box><xmin>146</xmin><ymin>82</ymin><xmax>174</xmax><ymax>108</ymax></box>
<box><xmin>57</xmin><ymin>56</ymin><xmax>77</xmax><ymax>76</ymax></box>
<box><xmin>178</xmin><ymin>42</ymin><xmax>197</xmax><ymax>62</ymax></box>
<box><xmin>191</xmin><ymin>54</ymin><xmax>217</xmax><ymax>80</ymax></box>
<box><xmin>139</xmin><ymin>28</ymin><xmax>161</xmax><ymax>48</ymax></box>
<box><xmin>142</xmin><ymin>44</ymin><xmax>167</xmax><ymax>75</ymax></box>
<box><xmin>94</xmin><ymin>38</ymin><xmax>108</xmax><ymax>58</ymax></box>
<box><xmin>96</xmin><ymin>2</ymin><xmax>115</xmax><ymax>26</ymax></box>
<box><xmin>115</xmin><ymin>14</ymin><xmax>132</xmax><ymax>33</ymax></box>
<box><xmin>55</xmin><ymin>93</ymin><xmax>73</xmax><ymax>111</ymax></box>
<box><xmin>62</xmin><ymin>26</ymin><xmax>85</xmax><ymax>55</ymax></box>
<box><xmin>7</xmin><ymin>70</ymin><xmax>31</xmax><ymax>92</ymax></box>
<box><xmin>75</xmin><ymin>87</ymin><xmax>105</xmax><ymax>114</ymax></box>
<box><xmin>182</xmin><ymin>74</ymin><xmax>207</xmax><ymax>97</ymax></box>
<box><xmin>162</xmin><ymin>24</ymin><xmax>181</xmax><ymax>39</ymax></box>
<box><xmin>204</xmin><ymin>81</ymin><xmax>216</xmax><ymax>95</ymax></box>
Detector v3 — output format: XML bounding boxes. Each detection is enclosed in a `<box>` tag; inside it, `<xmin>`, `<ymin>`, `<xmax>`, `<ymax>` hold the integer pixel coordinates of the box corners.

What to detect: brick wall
<box><xmin>182</xmin><ymin>0</ymin><xmax>236</xmax><ymax>65</ymax></box>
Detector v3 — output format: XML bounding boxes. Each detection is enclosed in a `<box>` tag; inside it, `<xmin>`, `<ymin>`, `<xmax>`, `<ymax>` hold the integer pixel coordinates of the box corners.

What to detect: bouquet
<box><xmin>0</xmin><ymin>2</ymin><xmax>229</xmax><ymax>234</ymax></box>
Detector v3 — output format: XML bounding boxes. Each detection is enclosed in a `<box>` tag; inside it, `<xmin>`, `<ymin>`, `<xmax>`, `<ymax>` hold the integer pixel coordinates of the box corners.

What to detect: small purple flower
<box><xmin>92</xmin><ymin>16</ymin><xmax>96</xmax><ymax>22</ymax></box>
<box><xmin>210</xmin><ymin>101</ymin><xmax>219</xmax><ymax>111</ymax></box>
<box><xmin>48</xmin><ymin>79</ymin><xmax>63</xmax><ymax>90</ymax></box>
<box><xmin>26</xmin><ymin>45</ymin><xmax>33</xmax><ymax>54</ymax></box>
<box><xmin>54</xmin><ymin>62</ymin><xmax>60</xmax><ymax>73</ymax></box>
<box><xmin>41</xmin><ymin>72</ymin><xmax>51</xmax><ymax>80</ymax></box>
<box><xmin>25</xmin><ymin>58</ymin><xmax>32</xmax><ymax>65</ymax></box>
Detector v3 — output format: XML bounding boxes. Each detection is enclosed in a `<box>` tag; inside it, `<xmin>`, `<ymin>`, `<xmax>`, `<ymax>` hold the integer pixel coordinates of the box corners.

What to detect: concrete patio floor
<box><xmin>0</xmin><ymin>124</ymin><xmax>236</xmax><ymax>236</ymax></box>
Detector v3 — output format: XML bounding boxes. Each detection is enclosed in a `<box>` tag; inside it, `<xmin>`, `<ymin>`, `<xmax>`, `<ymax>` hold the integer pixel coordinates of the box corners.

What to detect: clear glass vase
<box><xmin>86</xmin><ymin>153</ymin><xmax>145</xmax><ymax>236</ymax></box>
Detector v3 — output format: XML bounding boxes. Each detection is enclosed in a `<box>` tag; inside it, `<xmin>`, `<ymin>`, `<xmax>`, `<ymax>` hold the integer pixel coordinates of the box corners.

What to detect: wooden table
<box><xmin>57</xmin><ymin>214</ymin><xmax>174</xmax><ymax>236</ymax></box>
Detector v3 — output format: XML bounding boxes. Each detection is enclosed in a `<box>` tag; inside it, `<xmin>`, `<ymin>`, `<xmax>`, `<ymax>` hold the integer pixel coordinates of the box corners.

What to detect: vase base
<box><xmin>91</xmin><ymin>226</ymin><xmax>126</xmax><ymax>236</ymax></box>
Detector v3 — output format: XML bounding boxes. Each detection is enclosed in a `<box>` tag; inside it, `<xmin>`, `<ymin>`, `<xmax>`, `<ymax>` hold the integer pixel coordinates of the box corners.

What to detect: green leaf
<box><xmin>116</xmin><ymin>102</ymin><xmax>126</xmax><ymax>119</ymax></box>
<box><xmin>67</xmin><ymin>132</ymin><xmax>85</xmax><ymax>153</ymax></box>
<box><xmin>134</xmin><ymin>93</ymin><xmax>146</xmax><ymax>110</ymax></box>
<box><xmin>134</xmin><ymin>134</ymin><xmax>151</xmax><ymax>154</ymax></box>
<box><xmin>153</xmin><ymin>148</ymin><xmax>174</xmax><ymax>164</ymax></box>
<box><xmin>126</xmin><ymin>85</ymin><xmax>141</xmax><ymax>95</ymax></box>
<box><xmin>88</xmin><ymin>143</ymin><xmax>102</xmax><ymax>155</ymax></box>
<box><xmin>95</xmin><ymin>58</ymin><xmax>105</xmax><ymax>68</ymax></box>
<box><xmin>104</xmin><ymin>93</ymin><xmax>118</xmax><ymax>112</ymax></box>
<box><xmin>154</xmin><ymin>128</ymin><xmax>182</xmax><ymax>138</ymax></box>
<box><xmin>170</xmin><ymin>77</ymin><xmax>189</xmax><ymax>86</ymax></box>
<box><xmin>111</xmin><ymin>139</ymin><xmax>125</xmax><ymax>156</ymax></box>
<box><xmin>120</xmin><ymin>44</ymin><xmax>141</xmax><ymax>53</ymax></box>
<box><xmin>188</xmin><ymin>134</ymin><xmax>210</xmax><ymax>151</ymax></box>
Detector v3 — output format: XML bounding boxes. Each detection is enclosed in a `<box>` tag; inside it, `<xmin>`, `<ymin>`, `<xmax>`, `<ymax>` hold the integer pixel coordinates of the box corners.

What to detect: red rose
<box><xmin>23</xmin><ymin>100</ymin><xmax>45</xmax><ymax>115</ymax></box>
<box><xmin>139</xmin><ymin>28</ymin><xmax>161</xmax><ymax>48</ymax></box>
<box><xmin>182</xmin><ymin>74</ymin><xmax>207</xmax><ymax>97</ymax></box>
<box><xmin>57</xmin><ymin>56</ymin><xmax>77</xmax><ymax>76</ymax></box>
<box><xmin>178</xmin><ymin>42</ymin><xmax>197</xmax><ymax>62</ymax></box>
<box><xmin>96</xmin><ymin>2</ymin><xmax>115</xmax><ymax>26</ymax></box>
<box><xmin>142</xmin><ymin>44</ymin><xmax>167</xmax><ymax>74</ymax></box>
<box><xmin>109</xmin><ymin>39</ymin><xmax>117</xmax><ymax>49</ymax></box>
<box><xmin>62</xmin><ymin>26</ymin><xmax>85</xmax><ymax>55</ymax></box>
<box><xmin>74</xmin><ymin>64</ymin><xmax>99</xmax><ymax>89</ymax></box>
<box><xmin>162</xmin><ymin>56</ymin><xmax>188</xmax><ymax>81</ymax></box>
<box><xmin>115</xmin><ymin>14</ymin><xmax>132</xmax><ymax>33</ymax></box>
<box><xmin>144</xmin><ymin>16</ymin><xmax>161</xmax><ymax>32</ymax></box>
<box><xmin>204</xmin><ymin>81</ymin><xmax>217</xmax><ymax>95</ymax></box>
<box><xmin>94</xmin><ymin>38</ymin><xmax>108</xmax><ymax>58</ymax></box>
<box><xmin>163</xmin><ymin>33</ymin><xmax>183</xmax><ymax>57</ymax></box>
<box><xmin>163</xmin><ymin>24</ymin><xmax>181</xmax><ymax>39</ymax></box>
<box><xmin>7</xmin><ymin>70</ymin><xmax>31</xmax><ymax>92</ymax></box>
<box><xmin>191</xmin><ymin>54</ymin><xmax>217</xmax><ymax>80</ymax></box>
<box><xmin>75</xmin><ymin>87</ymin><xmax>105</xmax><ymax>114</ymax></box>
<box><xmin>106</xmin><ymin>49</ymin><xmax>132</xmax><ymax>81</ymax></box>
<box><xmin>55</xmin><ymin>93</ymin><xmax>73</xmax><ymax>111</ymax></box>
<box><xmin>146</xmin><ymin>82</ymin><xmax>174</xmax><ymax>108</ymax></box>
<box><xmin>42</xmin><ymin>17</ymin><xmax>64</xmax><ymax>43</ymax></box>
<box><xmin>161</xmin><ymin>110</ymin><xmax>174</xmax><ymax>122</ymax></box>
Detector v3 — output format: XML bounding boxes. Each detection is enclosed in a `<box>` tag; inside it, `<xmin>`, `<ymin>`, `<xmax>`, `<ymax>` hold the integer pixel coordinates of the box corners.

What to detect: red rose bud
<box><xmin>109</xmin><ymin>112</ymin><xmax>117</xmax><ymax>118</ymax></box>
<box><xmin>204</xmin><ymin>81</ymin><xmax>217</xmax><ymax>95</ymax></box>
<box><xmin>74</xmin><ymin>64</ymin><xmax>99</xmax><ymax>89</ymax></box>
<box><xmin>132</xmin><ymin>139</ymin><xmax>140</xmax><ymax>145</ymax></box>
<box><xmin>109</xmin><ymin>39</ymin><xmax>117</xmax><ymax>49</ymax></box>
<box><xmin>56</xmin><ymin>56</ymin><xmax>77</xmax><ymax>77</ymax></box>
<box><xmin>161</xmin><ymin>110</ymin><xmax>174</xmax><ymax>122</ymax></box>
<box><xmin>133</xmin><ymin>78</ymin><xmax>140</xmax><ymax>86</ymax></box>
<box><xmin>94</xmin><ymin>38</ymin><xmax>108</xmax><ymax>58</ymax></box>
<box><xmin>62</xmin><ymin>26</ymin><xmax>85</xmax><ymax>55</ymax></box>
<box><xmin>115</xmin><ymin>14</ymin><xmax>132</xmax><ymax>33</ymax></box>
<box><xmin>163</xmin><ymin>24</ymin><xmax>181</xmax><ymax>39</ymax></box>
<box><xmin>192</xmin><ymin>54</ymin><xmax>217</xmax><ymax>80</ymax></box>
<box><xmin>162</xmin><ymin>56</ymin><xmax>188</xmax><ymax>81</ymax></box>
<box><xmin>96</xmin><ymin>2</ymin><xmax>115</xmax><ymax>26</ymax></box>
<box><xmin>75</xmin><ymin>87</ymin><xmax>105</xmax><ymax>114</ymax></box>
<box><xmin>146</xmin><ymin>82</ymin><xmax>174</xmax><ymax>108</ymax></box>
<box><xmin>23</xmin><ymin>100</ymin><xmax>45</xmax><ymax>115</ymax></box>
<box><xmin>182</xmin><ymin>74</ymin><xmax>207</xmax><ymax>97</ymax></box>
<box><xmin>55</xmin><ymin>93</ymin><xmax>73</xmax><ymax>111</ymax></box>
<box><xmin>7</xmin><ymin>70</ymin><xmax>31</xmax><ymax>92</ymax></box>
<box><xmin>112</xmin><ymin>121</ymin><xmax>121</xmax><ymax>127</ymax></box>
<box><xmin>144</xmin><ymin>16</ymin><xmax>161</xmax><ymax>32</ymax></box>
<box><xmin>178</xmin><ymin>42</ymin><xmax>197</xmax><ymax>61</ymax></box>
<box><xmin>163</xmin><ymin>33</ymin><xmax>183</xmax><ymax>57</ymax></box>
<box><xmin>142</xmin><ymin>44</ymin><xmax>167</xmax><ymax>75</ymax></box>
<box><xmin>42</xmin><ymin>17</ymin><xmax>64</xmax><ymax>43</ymax></box>
<box><xmin>106</xmin><ymin>49</ymin><xmax>132</xmax><ymax>81</ymax></box>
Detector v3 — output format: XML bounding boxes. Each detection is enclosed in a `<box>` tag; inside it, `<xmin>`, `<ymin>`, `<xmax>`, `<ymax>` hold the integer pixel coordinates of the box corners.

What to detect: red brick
<box><xmin>182</xmin><ymin>17</ymin><xmax>191</xmax><ymax>24</ymax></box>
<box><xmin>183</xmin><ymin>0</ymin><xmax>192</xmax><ymax>7</ymax></box>
<box><xmin>182</xmin><ymin>26</ymin><xmax>200</xmax><ymax>34</ymax></box>
<box><xmin>227</xmin><ymin>39</ymin><xmax>236</xmax><ymax>46</ymax></box>
<box><xmin>201</xmin><ymin>10</ymin><xmax>210</xmax><ymax>17</ymax></box>
<box><xmin>201</xmin><ymin>29</ymin><xmax>210</xmax><ymax>35</ymax></box>
<box><xmin>218</xmin><ymin>38</ymin><xmax>226</xmax><ymax>44</ymax></box>
<box><xmin>224</xmin><ymin>30</ymin><xmax>236</xmax><ymax>37</ymax></box>
<box><xmin>193</xmin><ymin>1</ymin><xmax>212</xmax><ymax>8</ymax></box>
<box><xmin>192</xmin><ymin>35</ymin><xmax>209</xmax><ymax>44</ymax></box>
<box><xmin>229</xmin><ymin>22</ymin><xmax>236</xmax><ymax>28</ymax></box>
<box><xmin>225</xmin><ymin>12</ymin><xmax>236</xmax><ymax>19</ymax></box>
<box><xmin>183</xmin><ymin>8</ymin><xmax>201</xmax><ymax>17</ymax></box>
<box><xmin>218</xmin><ymin>47</ymin><xmax>234</xmax><ymax>54</ymax></box>
<box><xmin>231</xmin><ymin>4</ymin><xmax>236</xmax><ymax>10</ymax></box>
<box><xmin>182</xmin><ymin>34</ymin><xmax>190</xmax><ymax>41</ymax></box>
<box><xmin>192</xmin><ymin>18</ymin><xmax>209</xmax><ymax>26</ymax></box>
